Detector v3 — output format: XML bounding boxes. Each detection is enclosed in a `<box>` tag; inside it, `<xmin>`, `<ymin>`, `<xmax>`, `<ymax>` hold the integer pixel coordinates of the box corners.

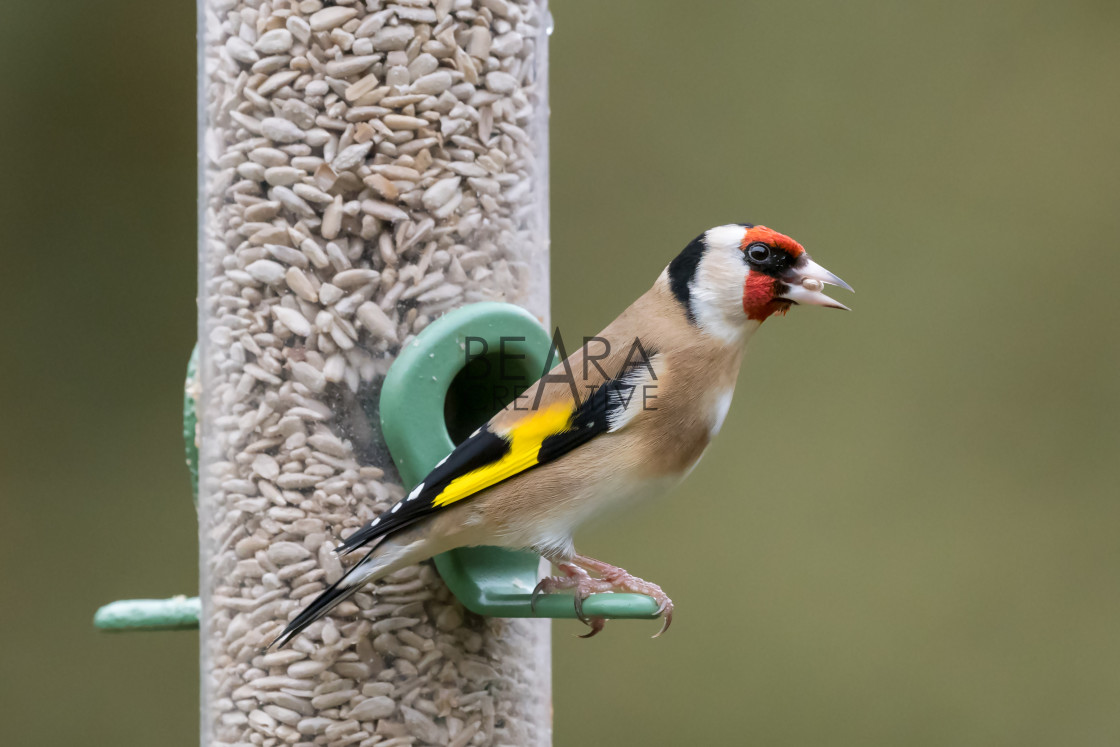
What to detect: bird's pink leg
<box><xmin>532</xmin><ymin>554</ymin><xmax>674</xmax><ymax>638</ymax></box>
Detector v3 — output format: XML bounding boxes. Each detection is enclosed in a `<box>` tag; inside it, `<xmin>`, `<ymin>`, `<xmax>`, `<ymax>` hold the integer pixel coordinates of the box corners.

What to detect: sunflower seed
<box><xmin>421</xmin><ymin>177</ymin><xmax>460</xmax><ymax>210</ymax></box>
<box><xmin>255</xmin><ymin>29</ymin><xmax>294</xmax><ymax>55</ymax></box>
<box><xmin>226</xmin><ymin>37</ymin><xmax>259</xmax><ymax>64</ymax></box>
<box><xmin>309</xmin><ymin>6</ymin><xmax>359</xmax><ymax>32</ymax></box>
<box><xmin>349</xmin><ymin>696</ymin><xmax>395</xmax><ymax>721</ymax></box>
<box><xmin>331</xmin><ymin>142</ymin><xmax>373</xmax><ymax>172</ymax></box>
<box><xmin>325</xmin><ymin>55</ymin><xmax>379</xmax><ymax>78</ymax></box>
<box><xmin>260</xmin><ymin>117</ymin><xmax>305</xmax><ymax>143</ymax></box>
<box><xmin>246</xmin><ymin>259</ymin><xmax>287</xmax><ymax>285</ymax></box>
<box><xmin>484</xmin><ymin>71</ymin><xmax>517</xmax><ymax>94</ymax></box>
<box><xmin>274</xmin><ymin>306</ymin><xmax>312</xmax><ymax>337</ymax></box>
<box><xmin>370</xmin><ymin>26</ymin><xmax>415</xmax><ymax>51</ymax></box>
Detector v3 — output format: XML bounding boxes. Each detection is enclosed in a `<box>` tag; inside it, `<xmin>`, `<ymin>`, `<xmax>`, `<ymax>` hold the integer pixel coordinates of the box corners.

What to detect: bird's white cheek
<box><xmin>687</xmin><ymin>246</ymin><xmax>755</xmax><ymax>344</ymax></box>
<box><xmin>709</xmin><ymin>388</ymin><xmax>734</xmax><ymax>438</ymax></box>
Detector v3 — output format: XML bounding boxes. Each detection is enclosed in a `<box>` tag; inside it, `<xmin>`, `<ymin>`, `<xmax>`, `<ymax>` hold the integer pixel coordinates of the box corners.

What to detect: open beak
<box><xmin>778</xmin><ymin>257</ymin><xmax>854</xmax><ymax>310</ymax></box>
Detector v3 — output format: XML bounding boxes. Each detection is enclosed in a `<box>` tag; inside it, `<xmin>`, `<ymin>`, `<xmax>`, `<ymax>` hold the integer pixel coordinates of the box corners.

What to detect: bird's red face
<box><xmin>739</xmin><ymin>226</ymin><xmax>805</xmax><ymax>321</ymax></box>
<box><xmin>736</xmin><ymin>225</ymin><xmax>851</xmax><ymax>322</ymax></box>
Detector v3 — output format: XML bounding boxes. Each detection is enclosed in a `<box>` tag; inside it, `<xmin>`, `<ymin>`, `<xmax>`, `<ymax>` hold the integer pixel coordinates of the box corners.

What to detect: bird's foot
<box><xmin>532</xmin><ymin>555</ymin><xmax>674</xmax><ymax>638</ymax></box>
<box><xmin>573</xmin><ymin>554</ymin><xmax>674</xmax><ymax>638</ymax></box>
<box><xmin>531</xmin><ymin>562</ymin><xmax>613</xmax><ymax>636</ymax></box>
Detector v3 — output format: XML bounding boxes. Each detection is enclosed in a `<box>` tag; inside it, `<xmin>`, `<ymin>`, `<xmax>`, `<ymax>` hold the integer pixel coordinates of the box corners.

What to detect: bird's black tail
<box><xmin>269</xmin><ymin>518</ymin><xmax>434</xmax><ymax>649</ymax></box>
<box><xmin>268</xmin><ymin>545</ymin><xmax>379</xmax><ymax>649</ymax></box>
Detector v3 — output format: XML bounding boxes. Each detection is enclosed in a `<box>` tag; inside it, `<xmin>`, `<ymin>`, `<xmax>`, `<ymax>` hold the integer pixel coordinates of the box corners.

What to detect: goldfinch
<box><xmin>272</xmin><ymin>223</ymin><xmax>851</xmax><ymax>645</ymax></box>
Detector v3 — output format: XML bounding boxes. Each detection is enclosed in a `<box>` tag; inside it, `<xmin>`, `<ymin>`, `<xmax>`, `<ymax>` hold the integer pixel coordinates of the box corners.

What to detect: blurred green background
<box><xmin>2</xmin><ymin>0</ymin><xmax>1118</xmax><ymax>744</ymax></box>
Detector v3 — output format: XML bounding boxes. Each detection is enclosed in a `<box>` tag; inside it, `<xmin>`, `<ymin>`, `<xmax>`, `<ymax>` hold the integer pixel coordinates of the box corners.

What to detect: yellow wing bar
<box><xmin>430</xmin><ymin>403</ymin><xmax>574</xmax><ymax>508</ymax></box>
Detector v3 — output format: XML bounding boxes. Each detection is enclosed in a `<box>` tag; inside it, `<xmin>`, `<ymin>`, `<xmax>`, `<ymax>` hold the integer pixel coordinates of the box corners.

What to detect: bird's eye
<box><xmin>747</xmin><ymin>243</ymin><xmax>771</xmax><ymax>263</ymax></box>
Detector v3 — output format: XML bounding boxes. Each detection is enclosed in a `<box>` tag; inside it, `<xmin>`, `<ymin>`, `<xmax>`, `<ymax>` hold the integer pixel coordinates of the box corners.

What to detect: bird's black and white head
<box><xmin>666</xmin><ymin>224</ymin><xmax>852</xmax><ymax>342</ymax></box>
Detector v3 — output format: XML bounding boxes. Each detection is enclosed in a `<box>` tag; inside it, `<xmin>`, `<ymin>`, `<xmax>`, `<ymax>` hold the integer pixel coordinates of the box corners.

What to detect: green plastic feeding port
<box><xmin>380</xmin><ymin>302</ymin><xmax>660</xmax><ymax>622</ymax></box>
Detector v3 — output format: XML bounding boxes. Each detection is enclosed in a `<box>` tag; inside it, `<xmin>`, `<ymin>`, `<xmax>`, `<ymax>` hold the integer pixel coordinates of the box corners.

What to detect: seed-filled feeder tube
<box><xmin>198</xmin><ymin>1</ymin><xmax>552</xmax><ymax>745</ymax></box>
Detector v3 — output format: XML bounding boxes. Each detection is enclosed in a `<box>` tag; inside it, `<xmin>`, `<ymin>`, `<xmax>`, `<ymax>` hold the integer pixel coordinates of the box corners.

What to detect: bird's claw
<box><xmin>529</xmin><ymin>579</ymin><xmax>549</xmax><ymax>614</ymax></box>
<box><xmin>651</xmin><ymin>600</ymin><xmax>673</xmax><ymax>638</ymax></box>
<box><xmin>578</xmin><ymin>617</ymin><xmax>606</xmax><ymax>638</ymax></box>
<box><xmin>535</xmin><ymin>558</ymin><xmax>674</xmax><ymax>638</ymax></box>
<box><xmin>572</xmin><ymin>587</ymin><xmax>587</xmax><ymax>624</ymax></box>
